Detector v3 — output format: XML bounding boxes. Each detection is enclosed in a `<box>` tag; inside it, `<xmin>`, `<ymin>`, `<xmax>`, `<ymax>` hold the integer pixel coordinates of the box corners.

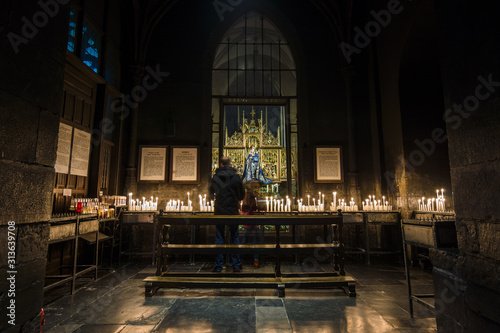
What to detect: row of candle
<box><xmin>166</xmin><ymin>192</ymin><xmax>192</xmax><ymax>211</ymax></box>
<box><xmin>329</xmin><ymin>192</ymin><xmax>359</xmax><ymax>211</ymax></box>
<box><xmin>129</xmin><ymin>192</ymin><xmax>214</xmax><ymax>212</ymax></box>
<box><xmin>332</xmin><ymin>198</ymin><xmax>359</xmax><ymax>212</ymax></box>
<box><xmin>298</xmin><ymin>192</ymin><xmax>326</xmax><ymax>212</ymax></box>
<box><xmin>164</xmin><ymin>193</ymin><xmax>215</xmax><ymax>212</ymax></box>
<box><xmin>165</xmin><ymin>199</ymin><xmax>193</xmax><ymax>212</ymax></box>
<box><xmin>418</xmin><ymin>189</ymin><xmax>446</xmax><ymax>212</ymax></box>
<box><xmin>266</xmin><ymin>196</ymin><xmax>292</xmax><ymax>212</ymax></box>
<box><xmin>128</xmin><ymin>194</ymin><xmax>158</xmax><ymax>211</ymax></box>
<box><xmin>127</xmin><ymin>191</ymin><xmax>397</xmax><ymax>213</ymax></box>
<box><xmin>199</xmin><ymin>194</ymin><xmax>215</xmax><ymax>212</ymax></box>
<box><xmin>361</xmin><ymin>195</ymin><xmax>392</xmax><ymax>211</ymax></box>
<box><xmin>298</xmin><ymin>192</ymin><xmax>393</xmax><ymax>212</ymax></box>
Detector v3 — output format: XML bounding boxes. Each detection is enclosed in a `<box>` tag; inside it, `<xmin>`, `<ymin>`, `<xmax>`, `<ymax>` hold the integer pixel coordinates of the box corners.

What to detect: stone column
<box><xmin>0</xmin><ymin>1</ymin><xmax>69</xmax><ymax>331</ymax></box>
<box><xmin>124</xmin><ymin>65</ymin><xmax>145</xmax><ymax>196</ymax></box>
<box><xmin>342</xmin><ymin>66</ymin><xmax>361</xmax><ymax>203</ymax></box>
<box><xmin>431</xmin><ymin>1</ymin><xmax>500</xmax><ymax>331</ymax></box>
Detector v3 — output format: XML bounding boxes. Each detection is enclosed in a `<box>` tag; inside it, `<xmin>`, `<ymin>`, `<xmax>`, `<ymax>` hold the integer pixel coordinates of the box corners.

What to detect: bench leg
<box><xmin>342</xmin><ymin>282</ymin><xmax>356</xmax><ymax>297</ymax></box>
<box><xmin>277</xmin><ymin>284</ymin><xmax>285</xmax><ymax>297</ymax></box>
<box><xmin>145</xmin><ymin>282</ymin><xmax>159</xmax><ymax>297</ymax></box>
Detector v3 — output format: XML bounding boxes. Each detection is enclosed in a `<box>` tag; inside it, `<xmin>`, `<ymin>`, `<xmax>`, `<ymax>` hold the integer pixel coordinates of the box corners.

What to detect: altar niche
<box><xmin>218</xmin><ymin>104</ymin><xmax>297</xmax><ymax>199</ymax></box>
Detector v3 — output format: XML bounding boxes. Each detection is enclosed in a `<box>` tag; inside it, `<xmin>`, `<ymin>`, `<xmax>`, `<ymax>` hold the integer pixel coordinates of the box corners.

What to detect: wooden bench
<box><xmin>145</xmin><ymin>214</ymin><xmax>356</xmax><ymax>297</ymax></box>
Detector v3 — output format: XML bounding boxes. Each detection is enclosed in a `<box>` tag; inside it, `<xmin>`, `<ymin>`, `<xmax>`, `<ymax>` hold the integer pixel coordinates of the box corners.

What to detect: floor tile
<box><xmin>155</xmin><ymin>298</ymin><xmax>256</xmax><ymax>332</ymax></box>
<box><xmin>256</xmin><ymin>298</ymin><xmax>284</xmax><ymax>307</ymax></box>
<box><xmin>59</xmin><ymin>279</ymin><xmax>176</xmax><ymax>326</ymax></box>
<box><xmin>42</xmin><ymin>260</ymin><xmax>437</xmax><ymax>333</ymax></box>
<box><xmin>256</xmin><ymin>306</ymin><xmax>291</xmax><ymax>331</ymax></box>
<box><xmin>47</xmin><ymin>324</ymin><xmax>83</xmax><ymax>333</ymax></box>
<box><xmin>120</xmin><ymin>325</ymin><xmax>156</xmax><ymax>332</ymax></box>
<box><xmin>73</xmin><ymin>324</ymin><xmax>125</xmax><ymax>333</ymax></box>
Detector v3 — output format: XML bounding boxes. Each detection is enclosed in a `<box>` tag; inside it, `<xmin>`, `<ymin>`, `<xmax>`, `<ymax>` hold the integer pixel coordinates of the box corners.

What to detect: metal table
<box><xmin>401</xmin><ymin>218</ymin><xmax>457</xmax><ymax>318</ymax></box>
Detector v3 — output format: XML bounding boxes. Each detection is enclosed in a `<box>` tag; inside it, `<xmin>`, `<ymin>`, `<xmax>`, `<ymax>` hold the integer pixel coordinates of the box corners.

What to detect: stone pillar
<box><xmin>0</xmin><ymin>1</ymin><xmax>69</xmax><ymax>331</ymax></box>
<box><xmin>124</xmin><ymin>65</ymin><xmax>145</xmax><ymax>196</ymax></box>
<box><xmin>342</xmin><ymin>66</ymin><xmax>361</xmax><ymax>203</ymax></box>
<box><xmin>431</xmin><ymin>0</ymin><xmax>500</xmax><ymax>331</ymax></box>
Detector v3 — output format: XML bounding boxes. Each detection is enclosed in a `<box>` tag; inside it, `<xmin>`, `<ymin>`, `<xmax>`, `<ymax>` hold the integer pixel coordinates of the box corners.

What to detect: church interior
<box><xmin>1</xmin><ymin>0</ymin><xmax>499</xmax><ymax>332</ymax></box>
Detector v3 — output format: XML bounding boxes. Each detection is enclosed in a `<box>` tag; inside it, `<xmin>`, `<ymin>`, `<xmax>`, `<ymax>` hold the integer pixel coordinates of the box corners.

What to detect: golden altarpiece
<box><xmin>212</xmin><ymin>105</ymin><xmax>297</xmax><ymax>197</ymax></box>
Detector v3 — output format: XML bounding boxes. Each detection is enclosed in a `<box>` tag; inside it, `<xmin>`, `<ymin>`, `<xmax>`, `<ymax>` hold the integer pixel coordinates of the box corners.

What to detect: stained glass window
<box><xmin>67</xmin><ymin>8</ymin><xmax>77</xmax><ymax>52</ymax></box>
<box><xmin>81</xmin><ymin>18</ymin><xmax>101</xmax><ymax>73</ymax></box>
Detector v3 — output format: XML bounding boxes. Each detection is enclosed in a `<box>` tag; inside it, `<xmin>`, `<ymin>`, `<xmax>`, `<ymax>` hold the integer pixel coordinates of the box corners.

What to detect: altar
<box><xmin>215</xmin><ymin>105</ymin><xmax>297</xmax><ymax>199</ymax></box>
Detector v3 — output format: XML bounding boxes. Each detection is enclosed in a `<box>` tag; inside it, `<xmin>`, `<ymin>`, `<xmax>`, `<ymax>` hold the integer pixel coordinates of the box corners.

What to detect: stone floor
<box><xmin>42</xmin><ymin>258</ymin><xmax>437</xmax><ymax>333</ymax></box>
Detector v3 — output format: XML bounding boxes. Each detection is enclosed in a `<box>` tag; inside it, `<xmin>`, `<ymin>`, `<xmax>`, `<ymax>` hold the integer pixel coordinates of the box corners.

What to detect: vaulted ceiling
<box><xmin>123</xmin><ymin>0</ymin><xmax>356</xmax><ymax>65</ymax></box>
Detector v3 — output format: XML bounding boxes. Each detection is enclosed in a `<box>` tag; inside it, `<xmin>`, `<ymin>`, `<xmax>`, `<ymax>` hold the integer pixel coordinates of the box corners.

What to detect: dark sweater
<box><xmin>209</xmin><ymin>166</ymin><xmax>245</xmax><ymax>215</ymax></box>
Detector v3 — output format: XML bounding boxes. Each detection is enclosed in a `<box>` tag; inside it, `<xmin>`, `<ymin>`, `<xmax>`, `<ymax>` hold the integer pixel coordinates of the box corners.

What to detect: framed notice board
<box><xmin>170</xmin><ymin>146</ymin><xmax>200</xmax><ymax>184</ymax></box>
<box><xmin>314</xmin><ymin>146</ymin><xmax>343</xmax><ymax>183</ymax></box>
<box><xmin>138</xmin><ymin>146</ymin><xmax>168</xmax><ymax>182</ymax></box>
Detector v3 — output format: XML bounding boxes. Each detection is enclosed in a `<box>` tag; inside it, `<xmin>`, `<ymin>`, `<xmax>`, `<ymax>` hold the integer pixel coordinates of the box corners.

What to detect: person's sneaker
<box><xmin>211</xmin><ymin>267</ymin><xmax>221</xmax><ymax>273</ymax></box>
<box><xmin>253</xmin><ymin>259</ymin><xmax>260</xmax><ymax>268</ymax></box>
<box><xmin>233</xmin><ymin>267</ymin><xmax>241</xmax><ymax>272</ymax></box>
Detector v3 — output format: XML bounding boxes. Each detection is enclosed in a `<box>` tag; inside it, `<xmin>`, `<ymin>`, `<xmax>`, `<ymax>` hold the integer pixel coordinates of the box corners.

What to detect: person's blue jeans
<box><xmin>214</xmin><ymin>224</ymin><xmax>241</xmax><ymax>271</ymax></box>
<box><xmin>242</xmin><ymin>227</ymin><xmax>261</xmax><ymax>260</ymax></box>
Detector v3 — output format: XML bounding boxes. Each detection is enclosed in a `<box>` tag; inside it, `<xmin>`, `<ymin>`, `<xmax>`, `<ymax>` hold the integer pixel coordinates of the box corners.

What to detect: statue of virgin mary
<box><xmin>242</xmin><ymin>146</ymin><xmax>273</xmax><ymax>185</ymax></box>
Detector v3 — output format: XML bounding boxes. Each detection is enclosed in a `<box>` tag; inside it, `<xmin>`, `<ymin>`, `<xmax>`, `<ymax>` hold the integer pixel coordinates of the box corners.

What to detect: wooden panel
<box><xmin>64</xmin><ymin>67</ymin><xmax>95</xmax><ymax>100</ymax></box>
<box><xmin>55</xmin><ymin>173</ymin><xmax>68</xmax><ymax>188</ymax></box>
<box><xmin>64</xmin><ymin>91</ymin><xmax>75</xmax><ymax>121</ymax></box>
<box><xmin>53</xmin><ymin>61</ymin><xmax>99</xmax><ymax>215</ymax></box>
<box><xmin>68</xmin><ymin>175</ymin><xmax>77</xmax><ymax>189</ymax></box>
<box><xmin>74</xmin><ymin>97</ymin><xmax>83</xmax><ymax>124</ymax></box>
<box><xmin>82</xmin><ymin>100</ymin><xmax>92</xmax><ymax>127</ymax></box>
<box><xmin>52</xmin><ymin>194</ymin><xmax>67</xmax><ymax>214</ymax></box>
<box><xmin>76</xmin><ymin>175</ymin><xmax>86</xmax><ymax>190</ymax></box>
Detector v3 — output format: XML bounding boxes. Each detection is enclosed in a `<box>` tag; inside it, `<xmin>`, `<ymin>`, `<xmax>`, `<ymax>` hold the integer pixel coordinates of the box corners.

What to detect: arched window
<box><xmin>211</xmin><ymin>11</ymin><xmax>298</xmax><ymax>199</ymax></box>
<box><xmin>212</xmin><ymin>11</ymin><xmax>296</xmax><ymax>97</ymax></box>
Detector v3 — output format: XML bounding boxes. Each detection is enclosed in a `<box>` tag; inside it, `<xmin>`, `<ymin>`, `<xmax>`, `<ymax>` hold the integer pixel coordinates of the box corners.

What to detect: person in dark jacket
<box><xmin>209</xmin><ymin>156</ymin><xmax>245</xmax><ymax>272</ymax></box>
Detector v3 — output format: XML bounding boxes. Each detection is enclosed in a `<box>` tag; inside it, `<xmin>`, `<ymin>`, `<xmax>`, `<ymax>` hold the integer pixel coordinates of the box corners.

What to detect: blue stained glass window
<box><xmin>81</xmin><ymin>18</ymin><xmax>101</xmax><ymax>73</ymax></box>
<box><xmin>67</xmin><ymin>9</ymin><xmax>77</xmax><ymax>52</ymax></box>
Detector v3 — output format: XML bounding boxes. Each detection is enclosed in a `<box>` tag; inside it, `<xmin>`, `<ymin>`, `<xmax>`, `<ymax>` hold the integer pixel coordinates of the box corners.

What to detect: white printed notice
<box><xmin>171</xmin><ymin>147</ymin><xmax>198</xmax><ymax>182</ymax></box>
<box><xmin>54</xmin><ymin>122</ymin><xmax>73</xmax><ymax>174</ymax></box>
<box><xmin>70</xmin><ymin>128</ymin><xmax>91</xmax><ymax>177</ymax></box>
<box><xmin>139</xmin><ymin>147</ymin><xmax>167</xmax><ymax>181</ymax></box>
<box><xmin>316</xmin><ymin>147</ymin><xmax>342</xmax><ymax>182</ymax></box>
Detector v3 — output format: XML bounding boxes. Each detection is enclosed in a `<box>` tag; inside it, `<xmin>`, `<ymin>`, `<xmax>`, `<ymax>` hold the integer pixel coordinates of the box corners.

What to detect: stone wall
<box><xmin>0</xmin><ymin>0</ymin><xmax>69</xmax><ymax>331</ymax></box>
<box><xmin>432</xmin><ymin>0</ymin><xmax>500</xmax><ymax>331</ymax></box>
